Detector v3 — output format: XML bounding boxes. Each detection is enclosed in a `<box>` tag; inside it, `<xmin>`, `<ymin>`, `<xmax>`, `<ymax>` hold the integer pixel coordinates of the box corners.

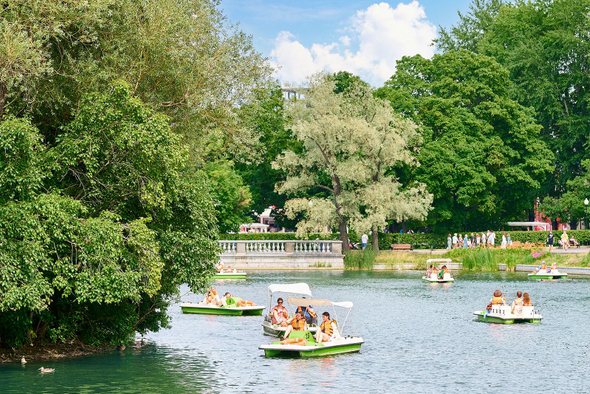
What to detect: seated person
<box><xmin>224</xmin><ymin>292</ymin><xmax>256</xmax><ymax>307</ymax></box>
<box><xmin>281</xmin><ymin>311</ymin><xmax>308</xmax><ymax>343</ymax></box>
<box><xmin>570</xmin><ymin>236</ymin><xmax>579</xmax><ymax>247</ymax></box>
<box><xmin>511</xmin><ymin>291</ymin><xmax>524</xmax><ymax>315</ymax></box>
<box><xmin>548</xmin><ymin>262</ymin><xmax>557</xmax><ymax>273</ymax></box>
<box><xmin>486</xmin><ymin>289</ymin><xmax>506</xmax><ymax>311</ymax></box>
<box><xmin>426</xmin><ymin>265</ymin><xmax>434</xmax><ymax>278</ymax></box>
<box><xmin>297</xmin><ymin>305</ymin><xmax>318</xmax><ymax>326</ymax></box>
<box><xmin>522</xmin><ymin>292</ymin><xmax>532</xmax><ymax>306</ymax></box>
<box><xmin>271</xmin><ymin>298</ymin><xmax>288</xmax><ymax>325</ymax></box>
<box><xmin>437</xmin><ymin>265</ymin><xmax>450</xmax><ymax>279</ymax></box>
<box><xmin>215</xmin><ymin>262</ymin><xmax>224</xmax><ymax>273</ymax></box>
<box><xmin>315</xmin><ymin>312</ymin><xmax>339</xmax><ymax>343</ymax></box>
<box><xmin>204</xmin><ymin>286</ymin><xmax>222</xmax><ymax>306</ymax></box>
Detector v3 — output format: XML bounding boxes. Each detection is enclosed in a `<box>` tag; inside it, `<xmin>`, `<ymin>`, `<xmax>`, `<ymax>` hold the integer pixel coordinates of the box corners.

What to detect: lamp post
<box><xmin>585</xmin><ymin>198</ymin><xmax>589</xmax><ymax>230</ymax></box>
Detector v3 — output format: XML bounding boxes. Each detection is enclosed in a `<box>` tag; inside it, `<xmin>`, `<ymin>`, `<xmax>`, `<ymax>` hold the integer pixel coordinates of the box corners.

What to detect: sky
<box><xmin>220</xmin><ymin>0</ymin><xmax>475</xmax><ymax>86</ymax></box>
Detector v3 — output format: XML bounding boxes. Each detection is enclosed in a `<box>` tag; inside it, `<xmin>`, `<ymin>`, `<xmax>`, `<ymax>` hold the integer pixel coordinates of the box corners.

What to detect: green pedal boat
<box><xmin>473</xmin><ymin>305</ymin><xmax>542</xmax><ymax>324</ymax></box>
<box><xmin>180</xmin><ymin>302</ymin><xmax>264</xmax><ymax>316</ymax></box>
<box><xmin>260</xmin><ymin>331</ymin><xmax>364</xmax><ymax>358</ymax></box>
<box><xmin>213</xmin><ymin>271</ymin><xmax>247</xmax><ymax>280</ymax></box>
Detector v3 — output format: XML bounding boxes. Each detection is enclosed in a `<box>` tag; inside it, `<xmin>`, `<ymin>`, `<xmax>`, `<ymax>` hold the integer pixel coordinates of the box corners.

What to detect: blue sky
<box><xmin>221</xmin><ymin>0</ymin><xmax>475</xmax><ymax>86</ymax></box>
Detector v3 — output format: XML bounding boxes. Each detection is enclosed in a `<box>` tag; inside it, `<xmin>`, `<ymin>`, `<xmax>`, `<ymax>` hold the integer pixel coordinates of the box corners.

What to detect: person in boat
<box><xmin>215</xmin><ymin>262</ymin><xmax>224</xmax><ymax>273</ymax></box>
<box><xmin>486</xmin><ymin>289</ymin><xmax>507</xmax><ymax>311</ymax></box>
<box><xmin>224</xmin><ymin>292</ymin><xmax>256</xmax><ymax>307</ymax></box>
<box><xmin>205</xmin><ymin>286</ymin><xmax>222</xmax><ymax>306</ymax></box>
<box><xmin>511</xmin><ymin>291</ymin><xmax>524</xmax><ymax>315</ymax></box>
<box><xmin>522</xmin><ymin>293</ymin><xmax>532</xmax><ymax>306</ymax></box>
<box><xmin>271</xmin><ymin>297</ymin><xmax>289</xmax><ymax>325</ymax></box>
<box><xmin>296</xmin><ymin>304</ymin><xmax>318</xmax><ymax>326</ymax></box>
<box><xmin>426</xmin><ymin>265</ymin><xmax>435</xmax><ymax>278</ymax></box>
<box><xmin>282</xmin><ymin>310</ymin><xmax>308</xmax><ymax>339</ymax></box>
<box><xmin>437</xmin><ymin>265</ymin><xmax>450</xmax><ymax>279</ymax></box>
<box><xmin>315</xmin><ymin>312</ymin><xmax>339</xmax><ymax>343</ymax></box>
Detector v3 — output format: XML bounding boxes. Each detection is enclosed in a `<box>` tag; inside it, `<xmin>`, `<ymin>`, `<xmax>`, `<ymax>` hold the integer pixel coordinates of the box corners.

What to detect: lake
<box><xmin>2</xmin><ymin>270</ymin><xmax>589</xmax><ymax>393</ymax></box>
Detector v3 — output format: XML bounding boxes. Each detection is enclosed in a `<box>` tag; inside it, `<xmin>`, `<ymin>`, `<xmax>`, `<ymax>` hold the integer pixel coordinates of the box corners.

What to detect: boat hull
<box><xmin>473</xmin><ymin>311</ymin><xmax>542</xmax><ymax>324</ymax></box>
<box><xmin>214</xmin><ymin>272</ymin><xmax>247</xmax><ymax>279</ymax></box>
<box><xmin>260</xmin><ymin>337</ymin><xmax>364</xmax><ymax>358</ymax></box>
<box><xmin>422</xmin><ymin>276</ymin><xmax>454</xmax><ymax>283</ymax></box>
<box><xmin>180</xmin><ymin>303</ymin><xmax>264</xmax><ymax>316</ymax></box>
<box><xmin>528</xmin><ymin>273</ymin><xmax>567</xmax><ymax>280</ymax></box>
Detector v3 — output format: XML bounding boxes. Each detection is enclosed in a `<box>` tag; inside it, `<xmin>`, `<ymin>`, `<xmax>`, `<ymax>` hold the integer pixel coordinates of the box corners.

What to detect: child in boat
<box><xmin>522</xmin><ymin>293</ymin><xmax>532</xmax><ymax>306</ymax></box>
<box><xmin>224</xmin><ymin>292</ymin><xmax>256</xmax><ymax>307</ymax></box>
<box><xmin>315</xmin><ymin>312</ymin><xmax>339</xmax><ymax>343</ymax></box>
<box><xmin>215</xmin><ymin>262</ymin><xmax>224</xmax><ymax>273</ymax></box>
<box><xmin>282</xmin><ymin>311</ymin><xmax>308</xmax><ymax>343</ymax></box>
<box><xmin>426</xmin><ymin>265</ymin><xmax>434</xmax><ymax>277</ymax></box>
<box><xmin>271</xmin><ymin>297</ymin><xmax>289</xmax><ymax>325</ymax></box>
<box><xmin>548</xmin><ymin>262</ymin><xmax>557</xmax><ymax>273</ymax></box>
<box><xmin>511</xmin><ymin>291</ymin><xmax>524</xmax><ymax>315</ymax></box>
<box><xmin>487</xmin><ymin>290</ymin><xmax>506</xmax><ymax>311</ymax></box>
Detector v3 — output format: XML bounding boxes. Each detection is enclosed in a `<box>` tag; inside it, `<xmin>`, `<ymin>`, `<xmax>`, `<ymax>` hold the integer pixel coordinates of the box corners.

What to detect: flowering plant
<box><xmin>532</xmin><ymin>252</ymin><xmax>541</xmax><ymax>258</ymax></box>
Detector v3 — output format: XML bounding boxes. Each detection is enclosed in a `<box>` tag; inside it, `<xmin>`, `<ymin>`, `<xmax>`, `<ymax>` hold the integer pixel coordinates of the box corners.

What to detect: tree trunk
<box><xmin>339</xmin><ymin>219</ymin><xmax>349</xmax><ymax>252</ymax></box>
<box><xmin>0</xmin><ymin>82</ymin><xmax>6</xmax><ymax>120</ymax></box>
<box><xmin>372</xmin><ymin>224</ymin><xmax>379</xmax><ymax>251</ymax></box>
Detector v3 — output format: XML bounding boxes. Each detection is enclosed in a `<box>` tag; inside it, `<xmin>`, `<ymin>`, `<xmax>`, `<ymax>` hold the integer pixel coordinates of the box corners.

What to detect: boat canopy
<box><xmin>267</xmin><ymin>283</ymin><xmax>312</xmax><ymax>297</ymax></box>
<box><xmin>287</xmin><ymin>297</ymin><xmax>353</xmax><ymax>309</ymax></box>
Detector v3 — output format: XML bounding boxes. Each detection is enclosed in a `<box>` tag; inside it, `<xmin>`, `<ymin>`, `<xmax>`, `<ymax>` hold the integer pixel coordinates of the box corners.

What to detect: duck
<box><xmin>38</xmin><ymin>367</ymin><xmax>55</xmax><ymax>373</ymax></box>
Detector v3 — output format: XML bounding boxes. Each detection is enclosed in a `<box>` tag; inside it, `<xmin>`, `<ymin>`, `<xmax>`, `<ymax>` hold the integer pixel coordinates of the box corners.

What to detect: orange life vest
<box><xmin>491</xmin><ymin>296</ymin><xmax>505</xmax><ymax>305</ymax></box>
<box><xmin>523</xmin><ymin>300</ymin><xmax>532</xmax><ymax>306</ymax></box>
<box><xmin>320</xmin><ymin>320</ymin><xmax>333</xmax><ymax>336</ymax></box>
<box><xmin>206</xmin><ymin>289</ymin><xmax>218</xmax><ymax>303</ymax></box>
<box><xmin>541</xmin><ymin>263</ymin><xmax>547</xmax><ymax>270</ymax></box>
<box><xmin>291</xmin><ymin>317</ymin><xmax>306</xmax><ymax>331</ymax></box>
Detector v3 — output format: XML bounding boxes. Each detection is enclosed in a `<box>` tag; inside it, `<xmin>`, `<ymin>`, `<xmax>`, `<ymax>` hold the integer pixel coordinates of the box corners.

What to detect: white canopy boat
<box><xmin>260</xmin><ymin>297</ymin><xmax>363</xmax><ymax>358</ymax></box>
<box><xmin>422</xmin><ymin>260</ymin><xmax>454</xmax><ymax>283</ymax></box>
<box><xmin>261</xmin><ymin>283</ymin><xmax>319</xmax><ymax>337</ymax></box>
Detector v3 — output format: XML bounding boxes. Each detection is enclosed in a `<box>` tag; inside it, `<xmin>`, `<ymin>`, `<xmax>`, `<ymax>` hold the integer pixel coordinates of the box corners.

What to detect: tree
<box><xmin>376</xmin><ymin>51</ymin><xmax>554</xmax><ymax>231</ymax></box>
<box><xmin>273</xmin><ymin>74</ymin><xmax>431</xmax><ymax>250</ymax></box>
<box><xmin>437</xmin><ymin>0</ymin><xmax>590</xmax><ymax>196</ymax></box>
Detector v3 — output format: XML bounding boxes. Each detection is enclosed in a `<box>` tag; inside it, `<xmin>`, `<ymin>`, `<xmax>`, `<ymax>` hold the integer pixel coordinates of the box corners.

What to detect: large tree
<box><xmin>274</xmin><ymin>74</ymin><xmax>431</xmax><ymax>250</ymax></box>
<box><xmin>376</xmin><ymin>51</ymin><xmax>553</xmax><ymax>231</ymax></box>
<box><xmin>437</xmin><ymin>0</ymin><xmax>590</xmax><ymax>197</ymax></box>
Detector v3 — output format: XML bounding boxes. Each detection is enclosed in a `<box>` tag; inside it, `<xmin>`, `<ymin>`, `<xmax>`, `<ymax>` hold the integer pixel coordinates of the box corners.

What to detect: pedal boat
<box><xmin>260</xmin><ymin>297</ymin><xmax>362</xmax><ymax>357</ymax></box>
<box><xmin>473</xmin><ymin>304</ymin><xmax>542</xmax><ymax>324</ymax></box>
<box><xmin>262</xmin><ymin>283</ymin><xmax>318</xmax><ymax>337</ymax></box>
<box><xmin>422</xmin><ymin>272</ymin><xmax>454</xmax><ymax>283</ymax></box>
<box><xmin>528</xmin><ymin>268</ymin><xmax>567</xmax><ymax>280</ymax></box>
<box><xmin>213</xmin><ymin>271</ymin><xmax>247</xmax><ymax>280</ymax></box>
<box><xmin>260</xmin><ymin>331</ymin><xmax>364</xmax><ymax>358</ymax></box>
<box><xmin>180</xmin><ymin>302</ymin><xmax>264</xmax><ymax>316</ymax></box>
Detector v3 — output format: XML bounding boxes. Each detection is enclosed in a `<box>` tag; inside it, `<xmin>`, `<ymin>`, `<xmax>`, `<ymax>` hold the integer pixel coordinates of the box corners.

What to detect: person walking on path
<box><xmin>561</xmin><ymin>231</ymin><xmax>569</xmax><ymax>250</ymax></box>
<box><xmin>361</xmin><ymin>233</ymin><xmax>369</xmax><ymax>250</ymax></box>
<box><xmin>547</xmin><ymin>231</ymin><xmax>554</xmax><ymax>251</ymax></box>
<box><xmin>447</xmin><ymin>234</ymin><xmax>452</xmax><ymax>250</ymax></box>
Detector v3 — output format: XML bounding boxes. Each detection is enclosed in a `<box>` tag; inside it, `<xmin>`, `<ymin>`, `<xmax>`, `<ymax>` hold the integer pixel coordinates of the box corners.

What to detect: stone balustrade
<box><xmin>218</xmin><ymin>240</ymin><xmax>344</xmax><ymax>269</ymax></box>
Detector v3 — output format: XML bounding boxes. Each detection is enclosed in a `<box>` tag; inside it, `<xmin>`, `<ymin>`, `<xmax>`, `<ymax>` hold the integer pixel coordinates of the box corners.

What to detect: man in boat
<box><xmin>270</xmin><ymin>298</ymin><xmax>288</xmax><ymax>325</ymax></box>
<box><xmin>282</xmin><ymin>310</ymin><xmax>308</xmax><ymax>339</ymax></box>
<box><xmin>296</xmin><ymin>304</ymin><xmax>318</xmax><ymax>326</ymax></box>
<box><xmin>215</xmin><ymin>262</ymin><xmax>224</xmax><ymax>273</ymax></box>
<box><xmin>315</xmin><ymin>312</ymin><xmax>339</xmax><ymax>343</ymax></box>
<box><xmin>205</xmin><ymin>286</ymin><xmax>222</xmax><ymax>306</ymax></box>
<box><xmin>486</xmin><ymin>289</ymin><xmax>506</xmax><ymax>311</ymax></box>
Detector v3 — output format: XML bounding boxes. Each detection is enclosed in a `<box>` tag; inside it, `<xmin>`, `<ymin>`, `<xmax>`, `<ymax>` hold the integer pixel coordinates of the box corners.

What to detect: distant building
<box><xmin>282</xmin><ymin>89</ymin><xmax>306</xmax><ymax>101</ymax></box>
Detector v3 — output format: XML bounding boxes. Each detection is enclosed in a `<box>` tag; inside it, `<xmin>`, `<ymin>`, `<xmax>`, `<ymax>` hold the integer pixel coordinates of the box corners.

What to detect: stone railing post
<box><xmin>285</xmin><ymin>241</ymin><xmax>295</xmax><ymax>253</ymax></box>
<box><xmin>332</xmin><ymin>241</ymin><xmax>342</xmax><ymax>254</ymax></box>
<box><xmin>236</xmin><ymin>242</ymin><xmax>246</xmax><ymax>254</ymax></box>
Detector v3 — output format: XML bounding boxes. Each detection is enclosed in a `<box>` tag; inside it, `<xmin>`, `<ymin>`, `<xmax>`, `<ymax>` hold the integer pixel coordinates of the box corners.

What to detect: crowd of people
<box><xmin>447</xmin><ymin>230</ymin><xmax>512</xmax><ymax>249</ymax></box>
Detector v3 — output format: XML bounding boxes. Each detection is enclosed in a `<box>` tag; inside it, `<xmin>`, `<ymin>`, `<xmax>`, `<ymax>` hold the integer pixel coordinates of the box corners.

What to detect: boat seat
<box><xmin>287</xmin><ymin>330</ymin><xmax>316</xmax><ymax>344</ymax></box>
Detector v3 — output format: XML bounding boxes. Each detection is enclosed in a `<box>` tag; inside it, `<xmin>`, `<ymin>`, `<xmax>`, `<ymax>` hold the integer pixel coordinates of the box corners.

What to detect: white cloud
<box><xmin>270</xmin><ymin>1</ymin><xmax>437</xmax><ymax>86</ymax></box>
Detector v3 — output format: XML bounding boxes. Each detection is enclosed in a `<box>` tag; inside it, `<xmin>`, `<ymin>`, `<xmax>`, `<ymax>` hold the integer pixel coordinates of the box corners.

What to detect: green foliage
<box><xmin>376</xmin><ymin>50</ymin><xmax>553</xmax><ymax>231</ymax></box>
<box><xmin>204</xmin><ymin>161</ymin><xmax>252</xmax><ymax>233</ymax></box>
<box><xmin>344</xmin><ymin>248</ymin><xmax>377</xmax><ymax>270</ymax></box>
<box><xmin>218</xmin><ymin>233</ymin><xmax>339</xmax><ymax>241</ymax></box>
<box><xmin>445</xmin><ymin>248</ymin><xmax>534</xmax><ymax>271</ymax></box>
<box><xmin>274</xmin><ymin>74</ymin><xmax>430</xmax><ymax>250</ymax></box>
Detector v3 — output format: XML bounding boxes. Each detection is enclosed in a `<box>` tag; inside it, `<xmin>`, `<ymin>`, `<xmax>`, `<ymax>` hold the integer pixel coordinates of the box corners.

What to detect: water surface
<box><xmin>2</xmin><ymin>271</ymin><xmax>589</xmax><ymax>393</ymax></box>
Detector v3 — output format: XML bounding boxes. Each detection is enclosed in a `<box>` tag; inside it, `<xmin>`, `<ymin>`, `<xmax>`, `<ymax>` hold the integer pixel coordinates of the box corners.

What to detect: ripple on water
<box><xmin>2</xmin><ymin>270</ymin><xmax>589</xmax><ymax>393</ymax></box>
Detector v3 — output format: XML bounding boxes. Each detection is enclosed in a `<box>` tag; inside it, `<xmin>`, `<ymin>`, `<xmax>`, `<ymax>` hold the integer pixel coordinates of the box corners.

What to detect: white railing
<box><xmin>219</xmin><ymin>240</ymin><xmax>341</xmax><ymax>255</ymax></box>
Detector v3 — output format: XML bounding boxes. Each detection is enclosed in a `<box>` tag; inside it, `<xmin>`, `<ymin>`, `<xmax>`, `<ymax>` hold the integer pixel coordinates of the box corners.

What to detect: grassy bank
<box><xmin>349</xmin><ymin>248</ymin><xmax>590</xmax><ymax>271</ymax></box>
